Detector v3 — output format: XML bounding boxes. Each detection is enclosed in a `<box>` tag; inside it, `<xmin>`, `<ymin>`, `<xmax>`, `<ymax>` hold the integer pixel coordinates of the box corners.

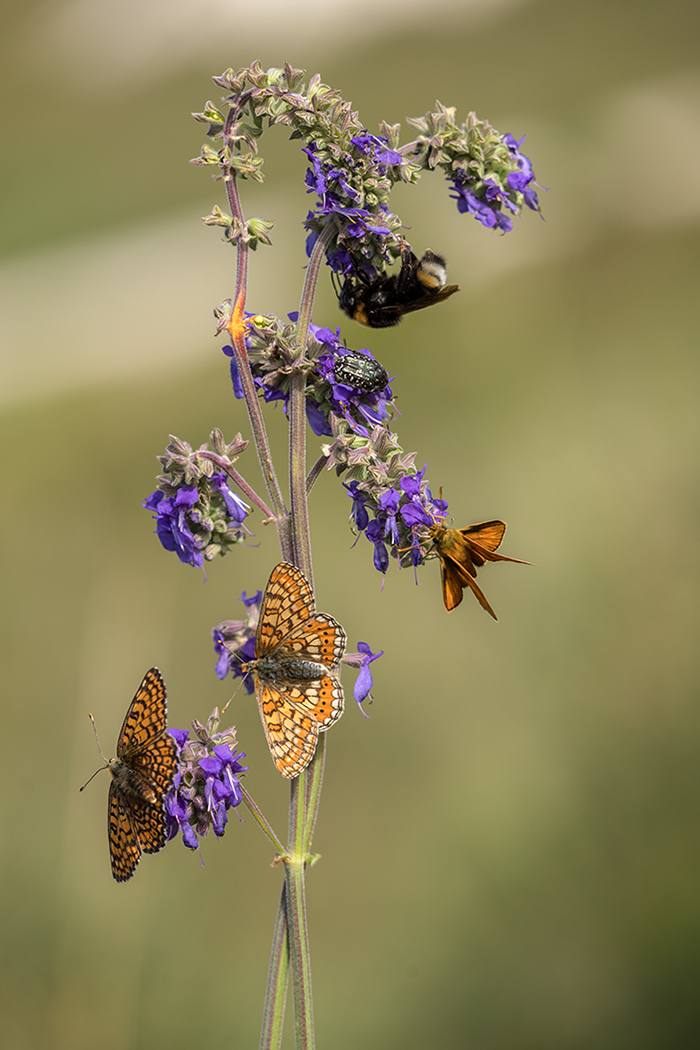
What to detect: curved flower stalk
<box><xmin>192</xmin><ymin>61</ymin><xmax>542</xmax><ymax>284</ymax></box>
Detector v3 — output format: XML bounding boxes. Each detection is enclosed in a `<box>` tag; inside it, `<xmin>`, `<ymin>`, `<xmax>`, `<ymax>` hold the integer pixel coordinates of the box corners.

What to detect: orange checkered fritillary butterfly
<box><xmin>105</xmin><ymin>668</ymin><xmax>178</xmax><ymax>882</ymax></box>
<box><xmin>428</xmin><ymin>520</ymin><xmax>530</xmax><ymax>619</ymax></box>
<box><xmin>242</xmin><ymin>562</ymin><xmax>347</xmax><ymax>779</ymax></box>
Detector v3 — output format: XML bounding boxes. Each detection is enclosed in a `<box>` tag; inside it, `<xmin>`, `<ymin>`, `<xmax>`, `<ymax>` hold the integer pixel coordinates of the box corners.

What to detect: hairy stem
<box><xmin>224</xmin><ymin>169</ymin><xmax>293</xmax><ymax>562</ymax></box>
<box><xmin>196</xmin><ymin>451</ymin><xmax>274</xmax><ymax>519</ymax></box>
<box><xmin>289</xmin><ymin>222</ymin><xmax>336</xmax><ymax>579</ymax></box>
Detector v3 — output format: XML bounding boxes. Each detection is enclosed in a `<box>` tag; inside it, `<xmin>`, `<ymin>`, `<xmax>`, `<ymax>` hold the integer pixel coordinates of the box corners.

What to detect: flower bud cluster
<box><xmin>143</xmin><ymin>430</ymin><xmax>251</xmax><ymax>568</ymax></box>
<box><xmin>323</xmin><ymin>416</ymin><xmax>447</xmax><ymax>573</ymax></box>
<box><xmin>166</xmin><ymin>710</ymin><xmax>247</xmax><ymax>848</ymax></box>
<box><xmin>192</xmin><ymin>63</ymin><xmax>540</xmax><ymax>286</ymax></box>
<box><xmin>224</xmin><ymin>315</ymin><xmax>394</xmax><ymax>437</ymax></box>
<box><xmin>403</xmin><ymin>105</ymin><xmax>540</xmax><ymax>232</ymax></box>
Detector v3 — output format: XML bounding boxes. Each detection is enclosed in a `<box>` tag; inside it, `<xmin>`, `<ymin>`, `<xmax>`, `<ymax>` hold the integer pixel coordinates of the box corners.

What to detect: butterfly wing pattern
<box><xmin>107</xmin><ymin>668</ymin><xmax>178</xmax><ymax>882</ymax></box>
<box><xmin>429</xmin><ymin>520</ymin><xmax>530</xmax><ymax>619</ymax></box>
<box><xmin>244</xmin><ymin>563</ymin><xmax>347</xmax><ymax>778</ymax></box>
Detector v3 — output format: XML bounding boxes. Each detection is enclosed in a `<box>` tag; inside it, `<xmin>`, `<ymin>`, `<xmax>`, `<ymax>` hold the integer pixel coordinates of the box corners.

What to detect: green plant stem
<box><xmin>260</xmin><ymin>887</ymin><xmax>290</xmax><ymax>1050</ymax></box>
<box><xmin>240</xmin><ymin>785</ymin><xmax>287</xmax><ymax>856</ymax></box>
<box><xmin>285</xmin><ymin>774</ymin><xmax>316</xmax><ymax>1050</ymax></box>
<box><xmin>276</xmin><ymin>222</ymin><xmax>337</xmax><ymax>1049</ymax></box>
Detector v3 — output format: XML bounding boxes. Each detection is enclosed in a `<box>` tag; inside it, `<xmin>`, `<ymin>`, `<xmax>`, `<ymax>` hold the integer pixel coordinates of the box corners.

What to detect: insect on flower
<box><xmin>428</xmin><ymin>520</ymin><xmax>530</xmax><ymax>619</ymax></box>
<box><xmin>333</xmin><ymin>350</ymin><xmax>389</xmax><ymax>393</ymax></box>
<box><xmin>242</xmin><ymin>562</ymin><xmax>346</xmax><ymax>778</ymax></box>
<box><xmin>337</xmin><ymin>245</ymin><xmax>460</xmax><ymax>328</ymax></box>
<box><xmin>81</xmin><ymin>668</ymin><xmax>179</xmax><ymax>882</ymax></box>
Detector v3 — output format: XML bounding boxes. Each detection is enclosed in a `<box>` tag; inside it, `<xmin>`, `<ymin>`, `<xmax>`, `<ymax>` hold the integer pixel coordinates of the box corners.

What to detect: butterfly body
<box><xmin>108</xmin><ymin>759</ymin><xmax>158</xmax><ymax>805</ymax></box>
<box><xmin>429</xmin><ymin>520</ymin><xmax>529</xmax><ymax>619</ymax></box>
<box><xmin>243</xmin><ymin>563</ymin><xmax>346</xmax><ymax>778</ymax></box>
<box><xmin>105</xmin><ymin>668</ymin><xmax>178</xmax><ymax>882</ymax></box>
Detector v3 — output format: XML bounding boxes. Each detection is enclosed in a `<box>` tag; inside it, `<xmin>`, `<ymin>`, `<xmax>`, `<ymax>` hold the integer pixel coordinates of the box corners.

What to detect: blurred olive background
<box><xmin>2</xmin><ymin>0</ymin><xmax>700</xmax><ymax>1047</ymax></box>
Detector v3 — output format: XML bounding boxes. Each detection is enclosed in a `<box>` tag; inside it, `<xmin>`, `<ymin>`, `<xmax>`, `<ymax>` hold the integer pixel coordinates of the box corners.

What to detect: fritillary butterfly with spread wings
<box><xmin>243</xmin><ymin>562</ymin><xmax>346</xmax><ymax>779</ymax></box>
<box><xmin>106</xmin><ymin>668</ymin><xmax>178</xmax><ymax>882</ymax></box>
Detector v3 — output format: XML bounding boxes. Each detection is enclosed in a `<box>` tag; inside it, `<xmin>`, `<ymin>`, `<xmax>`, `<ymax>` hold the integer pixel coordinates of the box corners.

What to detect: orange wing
<box><xmin>256</xmin><ymin>674</ymin><xmax>344</xmax><ymax>778</ymax></box>
<box><xmin>281</xmin><ymin>613</ymin><xmax>347</xmax><ymax>670</ymax></box>
<box><xmin>256</xmin><ymin>563</ymin><xmax>316</xmax><ymax>656</ymax></box>
<box><xmin>116</xmin><ymin>668</ymin><xmax>168</xmax><ymax>756</ymax></box>
<box><xmin>257</xmin><ymin>683</ymin><xmax>321</xmax><ymax>779</ymax></box>
<box><xmin>430</xmin><ymin>521</ymin><xmax>528</xmax><ymax>618</ymax></box>
<box><xmin>438</xmin><ymin>550</ymin><xmax>498</xmax><ymax>619</ymax></box>
<box><xmin>129</xmin><ymin>733</ymin><xmax>179</xmax><ymax>798</ymax></box>
<box><xmin>127</xmin><ymin>794</ymin><xmax>169</xmax><ymax>856</ymax></box>
<box><xmin>459</xmin><ymin>520</ymin><xmax>530</xmax><ymax>568</ymax></box>
<box><xmin>108</xmin><ymin>783</ymin><xmax>142</xmax><ymax>882</ymax></box>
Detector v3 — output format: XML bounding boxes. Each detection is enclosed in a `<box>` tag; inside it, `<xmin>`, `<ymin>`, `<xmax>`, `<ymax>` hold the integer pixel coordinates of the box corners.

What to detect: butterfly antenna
<box><xmin>80</xmin><ymin>713</ymin><xmax>111</xmax><ymax>790</ymax></box>
<box><xmin>221</xmin><ymin>677</ymin><xmax>248</xmax><ymax>715</ymax></box>
<box><xmin>88</xmin><ymin>713</ymin><xmax>110</xmax><ymax>764</ymax></box>
<box><xmin>218</xmin><ymin>642</ymin><xmax>252</xmax><ymax>714</ymax></box>
<box><xmin>79</xmin><ymin>765</ymin><xmax>108</xmax><ymax>792</ymax></box>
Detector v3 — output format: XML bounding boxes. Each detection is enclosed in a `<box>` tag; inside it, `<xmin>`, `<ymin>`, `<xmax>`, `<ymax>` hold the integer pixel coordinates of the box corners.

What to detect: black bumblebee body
<box><xmin>337</xmin><ymin>246</ymin><xmax>459</xmax><ymax>328</ymax></box>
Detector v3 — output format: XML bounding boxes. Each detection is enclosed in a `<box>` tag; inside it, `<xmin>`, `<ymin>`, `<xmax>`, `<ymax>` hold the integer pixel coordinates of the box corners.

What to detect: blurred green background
<box><xmin>2</xmin><ymin>0</ymin><xmax>699</xmax><ymax>1047</ymax></box>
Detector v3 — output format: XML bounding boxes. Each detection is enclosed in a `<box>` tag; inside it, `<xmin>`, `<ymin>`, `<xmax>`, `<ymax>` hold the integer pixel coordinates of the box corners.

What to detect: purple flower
<box><xmin>503</xmin><ymin>133</ymin><xmax>540</xmax><ymax>212</ymax></box>
<box><xmin>449</xmin><ymin>179</ymin><xmax>513</xmax><ymax>232</ymax></box>
<box><xmin>222</xmin><ymin>344</ymin><xmax>245</xmax><ymax>397</ymax></box>
<box><xmin>365</xmin><ymin>519</ymin><xmax>389</xmax><ymax>573</ymax></box>
<box><xmin>143</xmin><ymin>487</ymin><xmax>204</xmax><ymax>567</ymax></box>
<box><xmin>213</xmin><ymin>589</ymin><xmax>262</xmax><ymax>689</ymax></box>
<box><xmin>448</xmin><ymin>132</ymin><xmax>540</xmax><ymax>232</ymax></box>
<box><xmin>377</xmin><ymin>488</ymin><xmax>401</xmax><ymax>544</ymax></box>
<box><xmin>210</xmin><ymin>473</ymin><xmax>249</xmax><ymax>524</ymax></box>
<box><xmin>343</xmin><ymin>642</ymin><xmax>384</xmax><ymax>705</ymax></box>
<box><xmin>350</xmin><ymin>133</ymin><xmax>404</xmax><ymax>168</ymax></box>
<box><xmin>165</xmin><ymin>711</ymin><xmax>247</xmax><ymax>850</ymax></box>
<box><xmin>345</xmin><ymin>480</ymin><xmax>370</xmax><ymax>532</ymax></box>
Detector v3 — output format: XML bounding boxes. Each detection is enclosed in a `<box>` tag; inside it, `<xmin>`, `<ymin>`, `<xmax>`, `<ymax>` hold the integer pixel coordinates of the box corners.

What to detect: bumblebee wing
<box><xmin>384</xmin><ymin>285</ymin><xmax>460</xmax><ymax>317</ymax></box>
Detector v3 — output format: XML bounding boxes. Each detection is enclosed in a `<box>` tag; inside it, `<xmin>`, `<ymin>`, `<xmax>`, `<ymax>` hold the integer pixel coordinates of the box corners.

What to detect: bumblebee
<box><xmin>337</xmin><ymin>245</ymin><xmax>459</xmax><ymax>328</ymax></box>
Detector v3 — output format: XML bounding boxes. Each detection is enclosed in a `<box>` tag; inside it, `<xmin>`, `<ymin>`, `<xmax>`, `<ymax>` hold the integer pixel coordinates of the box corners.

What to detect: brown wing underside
<box><xmin>116</xmin><ymin>668</ymin><xmax>168</xmax><ymax>756</ymax></box>
<box><xmin>439</xmin><ymin>553</ymin><xmax>498</xmax><ymax>619</ymax></box>
<box><xmin>108</xmin><ymin>782</ymin><xmax>169</xmax><ymax>882</ymax></box>
<box><xmin>127</xmin><ymin>733</ymin><xmax>179</xmax><ymax>796</ymax></box>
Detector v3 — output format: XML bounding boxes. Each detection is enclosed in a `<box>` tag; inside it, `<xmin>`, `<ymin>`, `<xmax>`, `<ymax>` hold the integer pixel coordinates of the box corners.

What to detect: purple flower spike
<box><xmin>165</xmin><ymin>710</ymin><xmax>247</xmax><ymax>851</ymax></box>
